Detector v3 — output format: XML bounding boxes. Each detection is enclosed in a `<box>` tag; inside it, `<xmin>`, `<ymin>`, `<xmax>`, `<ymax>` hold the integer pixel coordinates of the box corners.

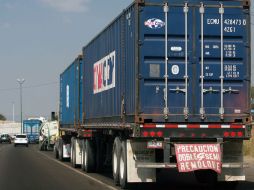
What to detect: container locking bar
<box><xmin>199</xmin><ymin>3</ymin><xmax>205</xmax><ymax>120</ymax></box>
<box><xmin>163</xmin><ymin>3</ymin><xmax>169</xmax><ymax>120</ymax></box>
<box><xmin>219</xmin><ymin>4</ymin><xmax>225</xmax><ymax>120</ymax></box>
<box><xmin>183</xmin><ymin>3</ymin><xmax>189</xmax><ymax>119</ymax></box>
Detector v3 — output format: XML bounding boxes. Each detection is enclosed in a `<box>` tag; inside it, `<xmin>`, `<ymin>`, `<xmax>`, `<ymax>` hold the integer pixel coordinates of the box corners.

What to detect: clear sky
<box><xmin>0</xmin><ymin>0</ymin><xmax>133</xmax><ymax>120</ymax></box>
<box><xmin>0</xmin><ymin>0</ymin><xmax>253</xmax><ymax>121</ymax></box>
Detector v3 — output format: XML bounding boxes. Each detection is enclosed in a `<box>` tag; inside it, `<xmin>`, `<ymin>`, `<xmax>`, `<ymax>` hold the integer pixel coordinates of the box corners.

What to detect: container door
<box><xmin>139</xmin><ymin>1</ymin><xmax>249</xmax><ymax>123</ymax></box>
<box><xmin>196</xmin><ymin>2</ymin><xmax>249</xmax><ymax>122</ymax></box>
<box><xmin>140</xmin><ymin>3</ymin><xmax>193</xmax><ymax>122</ymax></box>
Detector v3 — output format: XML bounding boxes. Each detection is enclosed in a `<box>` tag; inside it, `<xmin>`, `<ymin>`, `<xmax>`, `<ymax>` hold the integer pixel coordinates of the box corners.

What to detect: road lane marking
<box><xmin>37</xmin><ymin>151</ymin><xmax>118</xmax><ymax>190</ymax></box>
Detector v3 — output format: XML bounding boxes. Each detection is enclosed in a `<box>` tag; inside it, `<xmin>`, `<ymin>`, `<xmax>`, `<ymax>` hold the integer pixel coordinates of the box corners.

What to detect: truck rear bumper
<box><xmin>135</xmin><ymin>162</ymin><xmax>248</xmax><ymax>169</ymax></box>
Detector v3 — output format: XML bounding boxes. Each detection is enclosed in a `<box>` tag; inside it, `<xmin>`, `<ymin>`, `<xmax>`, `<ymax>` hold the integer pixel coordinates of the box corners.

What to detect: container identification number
<box><xmin>207</xmin><ymin>19</ymin><xmax>246</xmax><ymax>26</ymax></box>
<box><xmin>207</xmin><ymin>18</ymin><xmax>246</xmax><ymax>33</ymax></box>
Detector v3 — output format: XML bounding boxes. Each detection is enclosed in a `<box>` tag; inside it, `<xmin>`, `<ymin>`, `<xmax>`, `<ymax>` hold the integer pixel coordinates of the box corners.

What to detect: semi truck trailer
<box><xmin>54</xmin><ymin>0</ymin><xmax>252</xmax><ymax>188</ymax></box>
<box><xmin>23</xmin><ymin>119</ymin><xmax>42</xmax><ymax>143</ymax></box>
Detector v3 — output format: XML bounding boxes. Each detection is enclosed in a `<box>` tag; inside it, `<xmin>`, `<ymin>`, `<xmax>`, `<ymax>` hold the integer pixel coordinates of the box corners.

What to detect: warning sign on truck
<box><xmin>175</xmin><ymin>144</ymin><xmax>222</xmax><ymax>174</ymax></box>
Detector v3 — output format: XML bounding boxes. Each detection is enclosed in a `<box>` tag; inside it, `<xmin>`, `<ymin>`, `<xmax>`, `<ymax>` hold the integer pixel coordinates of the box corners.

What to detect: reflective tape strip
<box><xmin>200</xmin><ymin>125</ymin><xmax>209</xmax><ymax>128</ymax></box>
<box><xmin>157</xmin><ymin>125</ymin><xmax>165</xmax><ymax>128</ymax></box>
<box><xmin>178</xmin><ymin>125</ymin><xmax>187</xmax><ymax>128</ymax></box>
<box><xmin>141</xmin><ymin>124</ymin><xmax>245</xmax><ymax>129</ymax></box>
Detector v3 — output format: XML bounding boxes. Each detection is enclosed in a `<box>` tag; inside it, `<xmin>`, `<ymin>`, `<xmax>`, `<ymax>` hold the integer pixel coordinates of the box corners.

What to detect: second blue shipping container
<box><xmin>60</xmin><ymin>55</ymin><xmax>83</xmax><ymax>127</ymax></box>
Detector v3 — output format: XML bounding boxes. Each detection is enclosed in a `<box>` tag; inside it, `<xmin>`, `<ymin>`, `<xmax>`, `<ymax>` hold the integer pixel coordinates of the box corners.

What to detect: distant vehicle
<box><xmin>14</xmin><ymin>134</ymin><xmax>28</xmax><ymax>147</ymax></box>
<box><xmin>23</xmin><ymin>119</ymin><xmax>42</xmax><ymax>143</ymax></box>
<box><xmin>39</xmin><ymin>121</ymin><xmax>59</xmax><ymax>151</ymax></box>
<box><xmin>11</xmin><ymin>134</ymin><xmax>16</xmax><ymax>141</ymax></box>
<box><xmin>0</xmin><ymin>134</ymin><xmax>11</xmax><ymax>144</ymax></box>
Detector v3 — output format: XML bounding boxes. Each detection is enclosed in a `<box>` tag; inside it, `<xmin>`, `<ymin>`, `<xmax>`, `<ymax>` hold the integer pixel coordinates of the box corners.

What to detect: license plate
<box><xmin>147</xmin><ymin>141</ymin><xmax>163</xmax><ymax>149</ymax></box>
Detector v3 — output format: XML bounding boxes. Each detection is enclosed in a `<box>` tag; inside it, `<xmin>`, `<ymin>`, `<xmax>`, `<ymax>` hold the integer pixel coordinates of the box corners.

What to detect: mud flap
<box><xmin>218</xmin><ymin>141</ymin><xmax>245</xmax><ymax>181</ymax></box>
<box><xmin>126</xmin><ymin>140</ymin><xmax>156</xmax><ymax>183</ymax></box>
<box><xmin>63</xmin><ymin>144</ymin><xmax>71</xmax><ymax>158</ymax></box>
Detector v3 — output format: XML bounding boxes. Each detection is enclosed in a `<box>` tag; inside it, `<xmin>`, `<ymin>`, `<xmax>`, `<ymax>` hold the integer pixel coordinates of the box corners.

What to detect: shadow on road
<box><xmin>120</xmin><ymin>169</ymin><xmax>254</xmax><ymax>190</ymax></box>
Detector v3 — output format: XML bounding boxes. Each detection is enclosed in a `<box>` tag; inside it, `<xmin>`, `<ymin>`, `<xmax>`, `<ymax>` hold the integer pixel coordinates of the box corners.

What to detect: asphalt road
<box><xmin>0</xmin><ymin>144</ymin><xmax>253</xmax><ymax>190</ymax></box>
<box><xmin>0</xmin><ymin>144</ymin><xmax>113</xmax><ymax>190</ymax></box>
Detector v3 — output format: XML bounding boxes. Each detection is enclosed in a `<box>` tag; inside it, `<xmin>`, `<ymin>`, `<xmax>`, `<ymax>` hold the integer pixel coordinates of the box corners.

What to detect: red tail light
<box><xmin>224</xmin><ymin>131</ymin><xmax>243</xmax><ymax>138</ymax></box>
<box><xmin>230</xmin><ymin>132</ymin><xmax>236</xmax><ymax>137</ymax></box>
<box><xmin>237</xmin><ymin>131</ymin><xmax>243</xmax><ymax>137</ymax></box>
<box><xmin>142</xmin><ymin>131</ymin><xmax>163</xmax><ymax>137</ymax></box>
<box><xmin>142</xmin><ymin>131</ymin><xmax>149</xmax><ymax>137</ymax></box>
<box><xmin>157</xmin><ymin>131</ymin><xmax>163</xmax><ymax>137</ymax></box>
<box><xmin>224</xmin><ymin>132</ymin><xmax>229</xmax><ymax>137</ymax></box>
<box><xmin>150</xmin><ymin>131</ymin><xmax>156</xmax><ymax>137</ymax></box>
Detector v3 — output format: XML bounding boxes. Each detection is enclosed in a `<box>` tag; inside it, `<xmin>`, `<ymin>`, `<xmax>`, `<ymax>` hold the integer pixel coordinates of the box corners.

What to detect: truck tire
<box><xmin>54</xmin><ymin>145</ymin><xmax>59</xmax><ymax>159</ymax></box>
<box><xmin>112</xmin><ymin>137</ymin><xmax>121</xmax><ymax>185</ymax></box>
<box><xmin>81</xmin><ymin>139</ymin><xmax>95</xmax><ymax>172</ymax></box>
<box><xmin>119</xmin><ymin>140</ymin><xmax>128</xmax><ymax>189</ymax></box>
<box><xmin>95</xmin><ymin>138</ymin><xmax>104</xmax><ymax>172</ymax></box>
<box><xmin>58</xmin><ymin>138</ymin><xmax>64</xmax><ymax>161</ymax></box>
<box><xmin>71</xmin><ymin>138</ymin><xmax>78</xmax><ymax>168</ymax></box>
<box><xmin>81</xmin><ymin>140</ymin><xmax>85</xmax><ymax>171</ymax></box>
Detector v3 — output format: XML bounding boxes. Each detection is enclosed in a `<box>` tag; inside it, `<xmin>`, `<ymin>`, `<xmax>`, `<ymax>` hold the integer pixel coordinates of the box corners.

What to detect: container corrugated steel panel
<box><xmin>81</xmin><ymin>0</ymin><xmax>250</xmax><ymax>125</ymax></box>
<box><xmin>60</xmin><ymin>56</ymin><xmax>83</xmax><ymax>127</ymax></box>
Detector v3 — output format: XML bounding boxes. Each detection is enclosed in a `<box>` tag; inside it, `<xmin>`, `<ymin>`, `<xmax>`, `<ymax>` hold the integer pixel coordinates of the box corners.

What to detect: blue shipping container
<box><xmin>82</xmin><ymin>0</ymin><xmax>251</xmax><ymax>124</ymax></box>
<box><xmin>60</xmin><ymin>56</ymin><xmax>83</xmax><ymax>127</ymax></box>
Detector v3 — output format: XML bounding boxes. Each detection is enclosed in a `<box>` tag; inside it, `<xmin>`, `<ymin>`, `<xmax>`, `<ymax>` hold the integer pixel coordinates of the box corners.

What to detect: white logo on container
<box><xmin>172</xmin><ymin>65</ymin><xmax>179</xmax><ymax>75</ymax></box>
<box><xmin>144</xmin><ymin>18</ymin><xmax>165</xmax><ymax>29</ymax></box>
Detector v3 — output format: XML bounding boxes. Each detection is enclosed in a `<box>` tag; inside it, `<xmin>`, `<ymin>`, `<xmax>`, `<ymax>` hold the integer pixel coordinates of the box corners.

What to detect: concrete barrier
<box><xmin>0</xmin><ymin>121</ymin><xmax>21</xmax><ymax>136</ymax></box>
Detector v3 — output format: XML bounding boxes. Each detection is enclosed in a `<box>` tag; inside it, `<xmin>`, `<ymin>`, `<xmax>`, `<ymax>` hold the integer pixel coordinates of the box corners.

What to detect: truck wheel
<box><xmin>119</xmin><ymin>140</ymin><xmax>128</xmax><ymax>189</ymax></box>
<box><xmin>54</xmin><ymin>145</ymin><xmax>59</xmax><ymax>159</ymax></box>
<box><xmin>81</xmin><ymin>140</ymin><xmax>85</xmax><ymax>171</ymax></box>
<box><xmin>70</xmin><ymin>138</ymin><xmax>74</xmax><ymax>165</ymax></box>
<box><xmin>71</xmin><ymin>138</ymin><xmax>78</xmax><ymax>168</ymax></box>
<box><xmin>82</xmin><ymin>139</ymin><xmax>95</xmax><ymax>172</ymax></box>
<box><xmin>95</xmin><ymin>138</ymin><xmax>104</xmax><ymax>172</ymax></box>
<box><xmin>112</xmin><ymin>137</ymin><xmax>121</xmax><ymax>185</ymax></box>
<box><xmin>58</xmin><ymin>138</ymin><xmax>64</xmax><ymax>161</ymax></box>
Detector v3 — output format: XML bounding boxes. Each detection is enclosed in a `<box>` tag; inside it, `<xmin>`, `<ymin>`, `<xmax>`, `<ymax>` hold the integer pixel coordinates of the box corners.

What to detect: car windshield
<box><xmin>16</xmin><ymin>135</ymin><xmax>26</xmax><ymax>138</ymax></box>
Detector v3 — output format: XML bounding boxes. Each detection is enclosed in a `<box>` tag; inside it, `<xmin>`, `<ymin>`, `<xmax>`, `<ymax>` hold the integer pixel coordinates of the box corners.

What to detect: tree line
<box><xmin>0</xmin><ymin>114</ymin><xmax>6</xmax><ymax>121</ymax></box>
